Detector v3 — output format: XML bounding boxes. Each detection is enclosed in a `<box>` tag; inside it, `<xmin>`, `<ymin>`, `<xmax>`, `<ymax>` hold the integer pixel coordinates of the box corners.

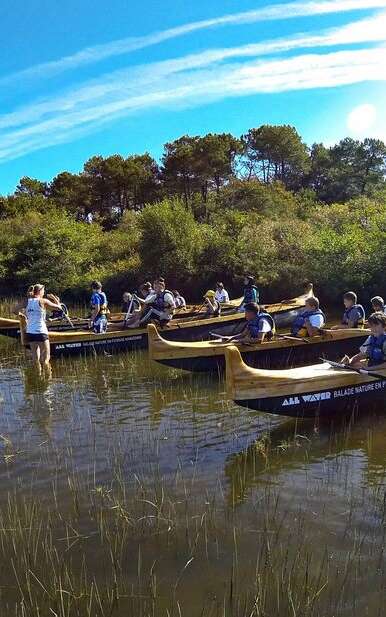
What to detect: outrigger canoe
<box><xmin>225</xmin><ymin>346</ymin><xmax>386</xmax><ymax>418</ymax></box>
<box><xmin>0</xmin><ymin>285</ymin><xmax>313</xmax><ymax>340</ymax></box>
<box><xmin>18</xmin><ymin>285</ymin><xmax>314</xmax><ymax>357</ymax></box>
<box><xmin>0</xmin><ymin>302</ymin><xmax>239</xmax><ymax>340</ymax></box>
<box><xmin>148</xmin><ymin>324</ymin><xmax>368</xmax><ymax>372</ymax></box>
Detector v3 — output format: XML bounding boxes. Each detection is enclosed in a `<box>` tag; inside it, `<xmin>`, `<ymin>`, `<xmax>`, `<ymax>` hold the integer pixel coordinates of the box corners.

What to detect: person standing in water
<box><xmin>25</xmin><ymin>284</ymin><xmax>62</xmax><ymax>369</ymax></box>
<box><xmin>89</xmin><ymin>281</ymin><xmax>108</xmax><ymax>333</ymax></box>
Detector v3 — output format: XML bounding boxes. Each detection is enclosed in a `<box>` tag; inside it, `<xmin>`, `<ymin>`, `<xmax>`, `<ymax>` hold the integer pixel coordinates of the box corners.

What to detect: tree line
<box><xmin>0</xmin><ymin>124</ymin><xmax>386</xmax><ymax>304</ymax></box>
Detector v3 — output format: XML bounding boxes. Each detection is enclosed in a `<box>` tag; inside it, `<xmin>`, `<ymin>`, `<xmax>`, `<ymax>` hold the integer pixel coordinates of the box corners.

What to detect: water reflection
<box><xmin>225</xmin><ymin>410</ymin><xmax>386</xmax><ymax>505</ymax></box>
<box><xmin>0</xmin><ymin>341</ymin><xmax>386</xmax><ymax>616</ymax></box>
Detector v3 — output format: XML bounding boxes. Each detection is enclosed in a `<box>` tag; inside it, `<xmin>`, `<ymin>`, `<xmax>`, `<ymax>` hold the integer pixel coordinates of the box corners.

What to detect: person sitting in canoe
<box><xmin>138</xmin><ymin>279</ymin><xmax>176</xmax><ymax>326</ymax></box>
<box><xmin>173</xmin><ymin>290</ymin><xmax>186</xmax><ymax>309</ymax></box>
<box><xmin>215</xmin><ymin>282</ymin><xmax>230</xmax><ymax>304</ymax></box>
<box><xmin>371</xmin><ymin>296</ymin><xmax>386</xmax><ymax>314</ymax></box>
<box><xmin>222</xmin><ymin>302</ymin><xmax>274</xmax><ymax>344</ymax></box>
<box><xmin>291</xmin><ymin>296</ymin><xmax>326</xmax><ymax>337</ymax></box>
<box><xmin>89</xmin><ymin>281</ymin><xmax>108</xmax><ymax>334</ymax></box>
<box><xmin>121</xmin><ymin>292</ymin><xmax>139</xmax><ymax>313</ymax></box>
<box><xmin>238</xmin><ymin>275</ymin><xmax>259</xmax><ymax>312</ymax></box>
<box><xmin>46</xmin><ymin>296</ymin><xmax>68</xmax><ymax>321</ymax></box>
<box><xmin>331</xmin><ymin>291</ymin><xmax>365</xmax><ymax>330</ymax></box>
<box><xmin>343</xmin><ymin>312</ymin><xmax>386</xmax><ymax>368</ymax></box>
<box><xmin>204</xmin><ymin>290</ymin><xmax>221</xmax><ymax>317</ymax></box>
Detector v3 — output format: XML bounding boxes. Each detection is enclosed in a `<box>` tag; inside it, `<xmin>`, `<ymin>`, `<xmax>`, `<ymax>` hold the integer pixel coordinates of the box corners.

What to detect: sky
<box><xmin>0</xmin><ymin>0</ymin><xmax>386</xmax><ymax>194</ymax></box>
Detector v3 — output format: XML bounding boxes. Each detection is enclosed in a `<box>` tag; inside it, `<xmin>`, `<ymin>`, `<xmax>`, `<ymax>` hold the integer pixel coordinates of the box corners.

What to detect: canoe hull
<box><xmin>225</xmin><ymin>346</ymin><xmax>386</xmax><ymax>419</ymax></box>
<box><xmin>235</xmin><ymin>379</ymin><xmax>386</xmax><ymax>418</ymax></box>
<box><xmin>155</xmin><ymin>334</ymin><xmax>366</xmax><ymax>372</ymax></box>
<box><xmin>16</xmin><ymin>285</ymin><xmax>314</xmax><ymax>356</ymax></box>
<box><xmin>46</xmin><ymin>306</ymin><xmax>304</xmax><ymax>357</ymax></box>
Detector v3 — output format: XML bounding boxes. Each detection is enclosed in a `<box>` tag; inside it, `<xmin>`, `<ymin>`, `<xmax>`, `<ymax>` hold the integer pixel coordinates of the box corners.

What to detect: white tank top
<box><xmin>26</xmin><ymin>298</ymin><xmax>48</xmax><ymax>334</ymax></box>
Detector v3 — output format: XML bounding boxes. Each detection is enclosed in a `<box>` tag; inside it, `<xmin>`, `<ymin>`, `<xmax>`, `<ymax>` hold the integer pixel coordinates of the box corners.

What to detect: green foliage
<box><xmin>138</xmin><ymin>198</ymin><xmax>202</xmax><ymax>280</ymax></box>
<box><xmin>0</xmin><ymin>124</ymin><xmax>386</xmax><ymax>301</ymax></box>
<box><xmin>241</xmin><ymin>124</ymin><xmax>310</xmax><ymax>188</ymax></box>
<box><xmin>213</xmin><ymin>178</ymin><xmax>300</xmax><ymax>218</ymax></box>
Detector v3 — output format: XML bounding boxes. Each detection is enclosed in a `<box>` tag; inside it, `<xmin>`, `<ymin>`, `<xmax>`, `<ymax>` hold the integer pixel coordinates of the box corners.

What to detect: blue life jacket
<box><xmin>243</xmin><ymin>285</ymin><xmax>259</xmax><ymax>304</ymax></box>
<box><xmin>291</xmin><ymin>309</ymin><xmax>325</xmax><ymax>336</ymax></box>
<box><xmin>342</xmin><ymin>304</ymin><xmax>365</xmax><ymax>327</ymax></box>
<box><xmin>247</xmin><ymin>312</ymin><xmax>275</xmax><ymax>339</ymax></box>
<box><xmin>152</xmin><ymin>290</ymin><xmax>173</xmax><ymax>312</ymax></box>
<box><xmin>91</xmin><ymin>291</ymin><xmax>108</xmax><ymax>321</ymax></box>
<box><xmin>366</xmin><ymin>334</ymin><xmax>386</xmax><ymax>366</ymax></box>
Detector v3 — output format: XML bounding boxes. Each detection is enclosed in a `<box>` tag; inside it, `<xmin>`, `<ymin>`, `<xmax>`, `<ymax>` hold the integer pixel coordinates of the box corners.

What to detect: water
<box><xmin>0</xmin><ymin>336</ymin><xmax>385</xmax><ymax>616</ymax></box>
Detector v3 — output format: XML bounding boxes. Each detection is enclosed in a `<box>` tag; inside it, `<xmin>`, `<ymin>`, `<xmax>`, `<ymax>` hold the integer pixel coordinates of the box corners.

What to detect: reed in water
<box><xmin>0</xmin><ymin>370</ymin><xmax>385</xmax><ymax>617</ymax></box>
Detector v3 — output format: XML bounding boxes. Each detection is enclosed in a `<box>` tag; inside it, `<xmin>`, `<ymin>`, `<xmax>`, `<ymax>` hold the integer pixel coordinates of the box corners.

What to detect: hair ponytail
<box><xmin>27</xmin><ymin>283</ymin><xmax>44</xmax><ymax>297</ymax></box>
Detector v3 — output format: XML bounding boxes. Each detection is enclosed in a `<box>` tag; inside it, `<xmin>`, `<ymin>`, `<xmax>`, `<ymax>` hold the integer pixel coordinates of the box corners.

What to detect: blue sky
<box><xmin>0</xmin><ymin>0</ymin><xmax>386</xmax><ymax>193</ymax></box>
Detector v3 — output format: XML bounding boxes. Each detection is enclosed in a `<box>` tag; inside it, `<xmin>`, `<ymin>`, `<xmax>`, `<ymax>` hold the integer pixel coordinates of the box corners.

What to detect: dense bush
<box><xmin>1</xmin><ymin>124</ymin><xmax>385</xmax><ymax>303</ymax></box>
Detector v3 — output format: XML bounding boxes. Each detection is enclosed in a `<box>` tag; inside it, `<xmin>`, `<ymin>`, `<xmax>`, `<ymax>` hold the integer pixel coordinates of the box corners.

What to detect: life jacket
<box><xmin>247</xmin><ymin>312</ymin><xmax>275</xmax><ymax>339</ymax></box>
<box><xmin>291</xmin><ymin>309</ymin><xmax>326</xmax><ymax>337</ymax></box>
<box><xmin>91</xmin><ymin>291</ymin><xmax>108</xmax><ymax>321</ymax></box>
<box><xmin>342</xmin><ymin>304</ymin><xmax>365</xmax><ymax>328</ymax></box>
<box><xmin>366</xmin><ymin>333</ymin><xmax>386</xmax><ymax>366</ymax></box>
<box><xmin>152</xmin><ymin>290</ymin><xmax>174</xmax><ymax>312</ymax></box>
<box><xmin>243</xmin><ymin>285</ymin><xmax>259</xmax><ymax>305</ymax></box>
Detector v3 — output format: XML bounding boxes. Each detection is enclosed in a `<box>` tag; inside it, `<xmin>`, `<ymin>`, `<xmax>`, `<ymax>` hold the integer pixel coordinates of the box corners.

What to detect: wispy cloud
<box><xmin>1</xmin><ymin>0</ymin><xmax>385</xmax><ymax>87</ymax></box>
<box><xmin>1</xmin><ymin>1</ymin><xmax>386</xmax><ymax>164</ymax></box>
<box><xmin>1</xmin><ymin>46</ymin><xmax>385</xmax><ymax>163</ymax></box>
<box><xmin>1</xmin><ymin>11</ymin><xmax>385</xmax><ymax>133</ymax></box>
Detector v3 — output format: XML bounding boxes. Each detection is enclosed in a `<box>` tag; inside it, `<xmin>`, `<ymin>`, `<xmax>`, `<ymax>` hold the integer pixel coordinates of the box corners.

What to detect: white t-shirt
<box><xmin>258</xmin><ymin>317</ymin><xmax>272</xmax><ymax>333</ymax></box>
<box><xmin>215</xmin><ymin>289</ymin><xmax>230</xmax><ymax>303</ymax></box>
<box><xmin>308</xmin><ymin>314</ymin><xmax>325</xmax><ymax>329</ymax></box>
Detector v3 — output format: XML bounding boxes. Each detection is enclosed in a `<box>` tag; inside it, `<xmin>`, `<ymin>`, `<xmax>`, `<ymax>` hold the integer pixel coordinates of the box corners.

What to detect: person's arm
<box><xmin>143</xmin><ymin>293</ymin><xmax>157</xmax><ymax>305</ymax></box>
<box><xmin>304</xmin><ymin>315</ymin><xmax>323</xmax><ymax>337</ymax></box>
<box><xmin>164</xmin><ymin>293</ymin><xmax>175</xmax><ymax>313</ymax></box>
<box><xmin>42</xmin><ymin>297</ymin><xmax>62</xmax><ymax>311</ymax></box>
<box><xmin>224</xmin><ymin>290</ymin><xmax>230</xmax><ymax>303</ymax></box>
<box><xmin>348</xmin><ymin>351</ymin><xmax>367</xmax><ymax>366</ymax></box>
<box><xmin>205</xmin><ymin>298</ymin><xmax>216</xmax><ymax>313</ymax></box>
<box><xmin>89</xmin><ymin>296</ymin><xmax>100</xmax><ymax>326</ymax></box>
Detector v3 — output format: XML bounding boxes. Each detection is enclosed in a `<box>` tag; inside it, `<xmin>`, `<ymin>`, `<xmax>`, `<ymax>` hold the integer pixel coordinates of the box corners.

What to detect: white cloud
<box><xmin>0</xmin><ymin>47</ymin><xmax>385</xmax><ymax>162</ymax></box>
<box><xmin>1</xmin><ymin>11</ymin><xmax>386</xmax><ymax>133</ymax></box>
<box><xmin>1</xmin><ymin>0</ymin><xmax>386</xmax><ymax>87</ymax></box>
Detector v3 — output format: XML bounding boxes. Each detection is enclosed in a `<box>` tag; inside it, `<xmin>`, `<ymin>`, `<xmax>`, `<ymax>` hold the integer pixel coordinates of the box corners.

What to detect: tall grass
<box><xmin>0</xmin><ymin>410</ymin><xmax>384</xmax><ymax>616</ymax></box>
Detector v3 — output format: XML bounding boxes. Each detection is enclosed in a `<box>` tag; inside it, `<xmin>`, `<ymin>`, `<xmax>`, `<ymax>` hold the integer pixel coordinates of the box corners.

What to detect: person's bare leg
<box><xmin>40</xmin><ymin>340</ymin><xmax>51</xmax><ymax>366</ymax></box>
<box><xmin>29</xmin><ymin>342</ymin><xmax>40</xmax><ymax>365</ymax></box>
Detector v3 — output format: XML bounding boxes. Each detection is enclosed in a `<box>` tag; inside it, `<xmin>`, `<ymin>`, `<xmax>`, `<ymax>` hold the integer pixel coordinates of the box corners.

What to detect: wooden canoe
<box><xmin>17</xmin><ymin>285</ymin><xmax>314</xmax><ymax>357</ymax></box>
<box><xmin>148</xmin><ymin>324</ymin><xmax>368</xmax><ymax>373</ymax></box>
<box><xmin>1</xmin><ymin>285</ymin><xmax>313</xmax><ymax>341</ymax></box>
<box><xmin>225</xmin><ymin>346</ymin><xmax>386</xmax><ymax>418</ymax></box>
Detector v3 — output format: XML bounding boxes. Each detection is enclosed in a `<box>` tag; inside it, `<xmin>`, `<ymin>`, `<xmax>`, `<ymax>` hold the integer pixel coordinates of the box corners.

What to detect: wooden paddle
<box><xmin>320</xmin><ymin>358</ymin><xmax>386</xmax><ymax>380</ymax></box>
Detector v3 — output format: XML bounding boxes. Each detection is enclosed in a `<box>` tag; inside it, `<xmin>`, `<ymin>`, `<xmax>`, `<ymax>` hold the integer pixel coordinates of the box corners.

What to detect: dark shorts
<box><xmin>26</xmin><ymin>333</ymin><xmax>49</xmax><ymax>343</ymax></box>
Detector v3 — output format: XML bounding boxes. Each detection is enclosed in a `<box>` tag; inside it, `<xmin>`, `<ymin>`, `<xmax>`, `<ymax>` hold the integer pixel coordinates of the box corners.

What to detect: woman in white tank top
<box><xmin>25</xmin><ymin>284</ymin><xmax>62</xmax><ymax>368</ymax></box>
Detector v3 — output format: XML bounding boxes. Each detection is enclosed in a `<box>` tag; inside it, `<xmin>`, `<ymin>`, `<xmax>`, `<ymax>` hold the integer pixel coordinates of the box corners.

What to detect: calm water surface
<box><xmin>0</xmin><ymin>336</ymin><xmax>385</xmax><ymax>616</ymax></box>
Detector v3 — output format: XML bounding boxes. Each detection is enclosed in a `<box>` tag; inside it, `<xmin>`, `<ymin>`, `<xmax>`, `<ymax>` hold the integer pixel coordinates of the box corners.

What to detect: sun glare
<box><xmin>347</xmin><ymin>104</ymin><xmax>377</xmax><ymax>136</ymax></box>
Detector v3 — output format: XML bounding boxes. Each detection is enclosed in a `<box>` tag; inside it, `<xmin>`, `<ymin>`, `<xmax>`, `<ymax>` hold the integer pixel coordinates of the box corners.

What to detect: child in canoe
<box><xmin>220</xmin><ymin>302</ymin><xmax>275</xmax><ymax>344</ymax></box>
<box><xmin>331</xmin><ymin>291</ymin><xmax>365</xmax><ymax>330</ymax></box>
<box><xmin>343</xmin><ymin>312</ymin><xmax>386</xmax><ymax>368</ymax></box>
<box><xmin>371</xmin><ymin>296</ymin><xmax>386</xmax><ymax>314</ymax></box>
<box><xmin>291</xmin><ymin>296</ymin><xmax>326</xmax><ymax>337</ymax></box>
